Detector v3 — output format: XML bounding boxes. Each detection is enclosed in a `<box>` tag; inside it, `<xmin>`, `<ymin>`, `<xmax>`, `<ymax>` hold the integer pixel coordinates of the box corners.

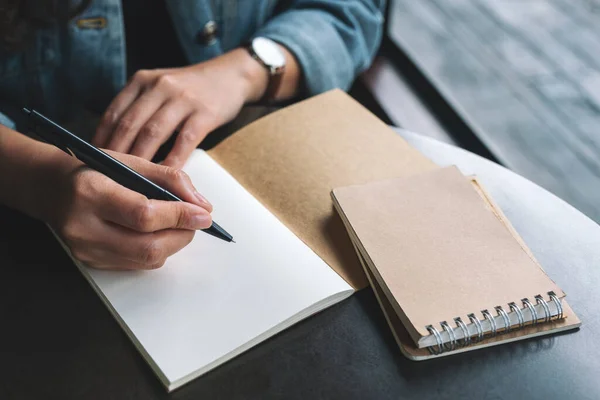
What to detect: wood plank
<box><xmin>361</xmin><ymin>57</ymin><xmax>457</xmax><ymax>145</ymax></box>
<box><xmin>445</xmin><ymin>0</ymin><xmax>600</xmax><ymax>158</ymax></box>
<box><xmin>388</xmin><ymin>0</ymin><xmax>600</xmax><ymax>222</ymax></box>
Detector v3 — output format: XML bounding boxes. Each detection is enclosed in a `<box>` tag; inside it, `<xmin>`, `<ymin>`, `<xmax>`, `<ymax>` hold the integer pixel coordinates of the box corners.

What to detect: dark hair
<box><xmin>0</xmin><ymin>0</ymin><xmax>91</xmax><ymax>51</ymax></box>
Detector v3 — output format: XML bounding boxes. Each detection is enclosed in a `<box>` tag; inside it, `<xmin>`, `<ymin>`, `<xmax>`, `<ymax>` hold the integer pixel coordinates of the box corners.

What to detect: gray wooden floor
<box><xmin>388</xmin><ymin>0</ymin><xmax>600</xmax><ymax>223</ymax></box>
<box><xmin>361</xmin><ymin>57</ymin><xmax>459</xmax><ymax>146</ymax></box>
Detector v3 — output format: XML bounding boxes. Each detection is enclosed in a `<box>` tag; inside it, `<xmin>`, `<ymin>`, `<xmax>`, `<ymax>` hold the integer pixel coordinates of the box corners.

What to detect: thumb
<box><xmin>103</xmin><ymin>150</ymin><xmax>213</xmax><ymax>212</ymax></box>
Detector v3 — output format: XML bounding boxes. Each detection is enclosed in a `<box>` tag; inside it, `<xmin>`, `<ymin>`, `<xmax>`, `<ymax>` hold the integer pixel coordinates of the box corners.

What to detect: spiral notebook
<box><xmin>332</xmin><ymin>167</ymin><xmax>581</xmax><ymax>358</ymax></box>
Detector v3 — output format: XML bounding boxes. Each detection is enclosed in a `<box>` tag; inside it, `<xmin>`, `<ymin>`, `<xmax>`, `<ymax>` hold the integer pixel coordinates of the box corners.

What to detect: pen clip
<box><xmin>25</xmin><ymin>117</ymin><xmax>77</xmax><ymax>158</ymax></box>
<box><xmin>37</xmin><ymin>130</ymin><xmax>76</xmax><ymax>157</ymax></box>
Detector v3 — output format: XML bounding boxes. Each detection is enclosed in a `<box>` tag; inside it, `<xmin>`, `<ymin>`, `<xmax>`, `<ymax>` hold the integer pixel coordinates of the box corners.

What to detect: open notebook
<box><xmin>332</xmin><ymin>167</ymin><xmax>581</xmax><ymax>358</ymax></box>
<box><xmin>53</xmin><ymin>90</ymin><xmax>439</xmax><ymax>390</ymax></box>
<box><xmin>54</xmin><ymin>151</ymin><xmax>353</xmax><ymax>390</ymax></box>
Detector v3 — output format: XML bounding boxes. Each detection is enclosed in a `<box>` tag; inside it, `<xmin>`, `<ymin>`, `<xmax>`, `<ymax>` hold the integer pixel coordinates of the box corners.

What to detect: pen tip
<box><xmin>231</xmin><ymin>239</ymin><xmax>236</xmax><ymax>243</ymax></box>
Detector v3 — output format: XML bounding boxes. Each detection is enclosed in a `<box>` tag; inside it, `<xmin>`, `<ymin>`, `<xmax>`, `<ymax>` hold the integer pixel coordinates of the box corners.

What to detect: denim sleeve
<box><xmin>253</xmin><ymin>0</ymin><xmax>385</xmax><ymax>96</ymax></box>
<box><xmin>0</xmin><ymin>111</ymin><xmax>15</xmax><ymax>130</ymax></box>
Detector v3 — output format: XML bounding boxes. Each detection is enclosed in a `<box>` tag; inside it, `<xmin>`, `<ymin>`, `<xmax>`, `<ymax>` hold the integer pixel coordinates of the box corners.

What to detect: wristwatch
<box><xmin>247</xmin><ymin>37</ymin><xmax>286</xmax><ymax>102</ymax></box>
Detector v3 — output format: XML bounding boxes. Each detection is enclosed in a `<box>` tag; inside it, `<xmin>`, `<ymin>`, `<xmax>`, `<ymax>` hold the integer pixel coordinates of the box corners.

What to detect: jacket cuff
<box><xmin>0</xmin><ymin>112</ymin><xmax>15</xmax><ymax>130</ymax></box>
<box><xmin>253</xmin><ymin>10</ymin><xmax>363</xmax><ymax>97</ymax></box>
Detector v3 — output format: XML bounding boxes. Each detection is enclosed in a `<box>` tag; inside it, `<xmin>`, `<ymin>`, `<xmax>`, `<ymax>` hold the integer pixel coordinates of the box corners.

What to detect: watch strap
<box><xmin>246</xmin><ymin>41</ymin><xmax>285</xmax><ymax>103</ymax></box>
<box><xmin>262</xmin><ymin>70</ymin><xmax>283</xmax><ymax>103</ymax></box>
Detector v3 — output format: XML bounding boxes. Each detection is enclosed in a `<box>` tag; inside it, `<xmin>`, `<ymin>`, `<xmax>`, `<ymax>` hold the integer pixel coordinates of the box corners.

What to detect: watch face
<box><xmin>252</xmin><ymin>37</ymin><xmax>286</xmax><ymax>69</ymax></box>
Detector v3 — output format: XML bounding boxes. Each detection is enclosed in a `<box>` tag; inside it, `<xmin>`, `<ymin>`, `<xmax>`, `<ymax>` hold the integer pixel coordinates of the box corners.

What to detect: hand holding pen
<box><xmin>19</xmin><ymin>109</ymin><xmax>234</xmax><ymax>271</ymax></box>
<box><xmin>45</xmin><ymin>150</ymin><xmax>214</xmax><ymax>270</ymax></box>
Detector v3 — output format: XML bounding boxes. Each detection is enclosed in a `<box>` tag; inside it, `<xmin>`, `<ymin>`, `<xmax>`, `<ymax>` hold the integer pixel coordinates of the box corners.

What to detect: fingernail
<box><xmin>190</xmin><ymin>213</ymin><xmax>212</xmax><ymax>230</ymax></box>
<box><xmin>194</xmin><ymin>190</ymin><xmax>212</xmax><ymax>209</ymax></box>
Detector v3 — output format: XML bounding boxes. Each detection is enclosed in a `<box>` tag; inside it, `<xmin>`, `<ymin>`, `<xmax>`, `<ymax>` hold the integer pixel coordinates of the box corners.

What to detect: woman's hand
<box><xmin>93</xmin><ymin>48</ymin><xmax>269</xmax><ymax>169</ymax></box>
<box><xmin>44</xmin><ymin>150</ymin><xmax>213</xmax><ymax>270</ymax></box>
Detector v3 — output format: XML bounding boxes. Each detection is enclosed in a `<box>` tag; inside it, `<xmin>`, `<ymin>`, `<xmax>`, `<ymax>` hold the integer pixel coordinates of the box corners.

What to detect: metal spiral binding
<box><xmin>509</xmin><ymin>302</ymin><xmax>525</xmax><ymax>329</ymax></box>
<box><xmin>522</xmin><ymin>298</ymin><xmax>538</xmax><ymax>325</ymax></box>
<box><xmin>426</xmin><ymin>325</ymin><xmax>444</xmax><ymax>355</ymax></box>
<box><xmin>468</xmin><ymin>313</ymin><xmax>484</xmax><ymax>342</ymax></box>
<box><xmin>454</xmin><ymin>317</ymin><xmax>470</xmax><ymax>347</ymax></box>
<box><xmin>535</xmin><ymin>295</ymin><xmax>551</xmax><ymax>323</ymax></box>
<box><xmin>426</xmin><ymin>291</ymin><xmax>563</xmax><ymax>355</ymax></box>
<box><xmin>441</xmin><ymin>321</ymin><xmax>457</xmax><ymax>351</ymax></box>
<box><xmin>495</xmin><ymin>306</ymin><xmax>511</xmax><ymax>333</ymax></box>
<box><xmin>549</xmin><ymin>291</ymin><xmax>563</xmax><ymax>319</ymax></box>
<box><xmin>481</xmin><ymin>309</ymin><xmax>497</xmax><ymax>336</ymax></box>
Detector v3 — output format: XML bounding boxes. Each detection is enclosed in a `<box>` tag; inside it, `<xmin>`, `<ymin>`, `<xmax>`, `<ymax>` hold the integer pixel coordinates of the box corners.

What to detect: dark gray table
<box><xmin>1</xmin><ymin>129</ymin><xmax>599</xmax><ymax>400</ymax></box>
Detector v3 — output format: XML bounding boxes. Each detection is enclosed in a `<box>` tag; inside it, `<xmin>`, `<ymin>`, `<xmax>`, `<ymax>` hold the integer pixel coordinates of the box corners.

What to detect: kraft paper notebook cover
<box><xmin>53</xmin><ymin>90</ymin><xmax>438</xmax><ymax>391</ymax></box>
<box><xmin>332</xmin><ymin>167</ymin><xmax>580</xmax><ymax>358</ymax></box>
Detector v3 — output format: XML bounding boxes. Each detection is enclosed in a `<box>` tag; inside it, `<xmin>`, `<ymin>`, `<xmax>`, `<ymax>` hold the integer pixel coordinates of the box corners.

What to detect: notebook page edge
<box><xmin>331</xmin><ymin>192</ymin><xmax>424</xmax><ymax>346</ymax></box>
<box><xmin>47</xmin><ymin>227</ymin><xmax>172</xmax><ymax>389</ymax></box>
<box><xmin>52</xmin><ymin>224</ymin><xmax>354</xmax><ymax>392</ymax></box>
<box><xmin>468</xmin><ymin>176</ymin><xmax>565</xmax><ymax>296</ymax></box>
<box><xmin>168</xmin><ymin>288</ymin><xmax>354</xmax><ymax>391</ymax></box>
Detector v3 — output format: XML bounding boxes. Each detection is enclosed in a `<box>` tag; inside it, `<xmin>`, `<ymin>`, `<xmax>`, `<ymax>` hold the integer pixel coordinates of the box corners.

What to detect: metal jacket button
<box><xmin>196</xmin><ymin>21</ymin><xmax>218</xmax><ymax>45</ymax></box>
<box><xmin>76</xmin><ymin>17</ymin><xmax>107</xmax><ymax>29</ymax></box>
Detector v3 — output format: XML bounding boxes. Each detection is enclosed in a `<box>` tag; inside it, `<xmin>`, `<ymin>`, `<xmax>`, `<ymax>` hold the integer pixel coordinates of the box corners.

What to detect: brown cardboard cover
<box><xmin>208</xmin><ymin>90</ymin><xmax>436</xmax><ymax>289</ymax></box>
<box><xmin>349</xmin><ymin>175</ymin><xmax>579</xmax><ymax>359</ymax></box>
<box><xmin>364</xmin><ymin>256</ymin><xmax>579</xmax><ymax>360</ymax></box>
<box><xmin>332</xmin><ymin>167</ymin><xmax>564</xmax><ymax>341</ymax></box>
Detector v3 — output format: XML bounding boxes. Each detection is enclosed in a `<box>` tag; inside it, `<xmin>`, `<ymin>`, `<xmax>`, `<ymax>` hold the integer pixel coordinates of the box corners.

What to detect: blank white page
<box><xmin>67</xmin><ymin>150</ymin><xmax>353</xmax><ymax>391</ymax></box>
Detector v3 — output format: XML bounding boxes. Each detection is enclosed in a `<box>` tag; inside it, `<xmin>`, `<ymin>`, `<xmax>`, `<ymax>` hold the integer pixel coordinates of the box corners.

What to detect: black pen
<box><xmin>23</xmin><ymin>108</ymin><xmax>234</xmax><ymax>243</ymax></box>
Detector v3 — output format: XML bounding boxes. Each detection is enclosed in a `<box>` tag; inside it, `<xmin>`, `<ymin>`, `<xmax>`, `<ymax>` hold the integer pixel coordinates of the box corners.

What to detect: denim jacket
<box><xmin>0</xmin><ymin>0</ymin><xmax>384</xmax><ymax>129</ymax></box>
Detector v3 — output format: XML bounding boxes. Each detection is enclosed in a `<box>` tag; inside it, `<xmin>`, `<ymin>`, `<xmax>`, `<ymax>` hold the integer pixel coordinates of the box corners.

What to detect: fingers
<box><xmin>105</xmin><ymin>196</ymin><xmax>212</xmax><ymax>233</ymax></box>
<box><xmin>95</xmin><ymin>66</ymin><xmax>228</xmax><ymax>167</ymax></box>
<box><xmin>70</xmin><ymin>219</ymin><xmax>196</xmax><ymax>270</ymax></box>
<box><xmin>94</xmin><ymin>176</ymin><xmax>212</xmax><ymax>232</ymax></box>
<box><xmin>107</xmin><ymin>151</ymin><xmax>212</xmax><ymax>211</ymax></box>
<box><xmin>58</xmin><ymin>161</ymin><xmax>208</xmax><ymax>271</ymax></box>
<box><xmin>129</xmin><ymin>100</ymin><xmax>192</xmax><ymax>160</ymax></box>
<box><xmin>94</xmin><ymin>72</ymin><xmax>147</xmax><ymax>147</ymax></box>
<box><xmin>76</xmin><ymin>246</ymin><xmax>166</xmax><ymax>271</ymax></box>
<box><xmin>105</xmin><ymin>89</ymin><xmax>165</xmax><ymax>154</ymax></box>
<box><xmin>163</xmin><ymin>112</ymin><xmax>213</xmax><ymax>169</ymax></box>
